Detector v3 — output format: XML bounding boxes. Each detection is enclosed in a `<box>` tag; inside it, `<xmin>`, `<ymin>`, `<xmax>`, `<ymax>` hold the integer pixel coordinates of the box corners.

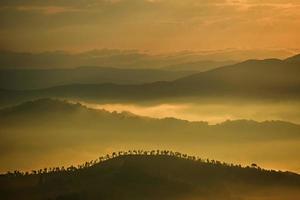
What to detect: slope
<box><xmin>0</xmin><ymin>67</ymin><xmax>195</xmax><ymax>90</ymax></box>
<box><xmin>1</xmin><ymin>154</ymin><xmax>300</xmax><ymax>200</ymax></box>
<box><xmin>1</xmin><ymin>55</ymin><xmax>300</xmax><ymax>105</ymax></box>
<box><xmin>0</xmin><ymin>98</ymin><xmax>300</xmax><ymax>173</ymax></box>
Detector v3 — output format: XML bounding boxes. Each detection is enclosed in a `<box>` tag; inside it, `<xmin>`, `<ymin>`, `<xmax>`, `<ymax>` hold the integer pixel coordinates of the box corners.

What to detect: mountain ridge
<box><xmin>1</xmin><ymin>98</ymin><xmax>300</xmax><ymax>175</ymax></box>
<box><xmin>0</xmin><ymin>98</ymin><xmax>299</xmax><ymax>127</ymax></box>
<box><xmin>0</xmin><ymin>67</ymin><xmax>196</xmax><ymax>90</ymax></box>
<box><xmin>285</xmin><ymin>53</ymin><xmax>300</xmax><ymax>63</ymax></box>
<box><xmin>1</xmin><ymin>54</ymin><xmax>299</xmax><ymax>105</ymax></box>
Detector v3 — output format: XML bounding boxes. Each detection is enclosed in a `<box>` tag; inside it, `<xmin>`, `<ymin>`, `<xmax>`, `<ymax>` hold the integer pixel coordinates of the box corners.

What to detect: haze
<box><xmin>82</xmin><ymin>100</ymin><xmax>300</xmax><ymax>124</ymax></box>
<box><xmin>1</xmin><ymin>0</ymin><xmax>300</xmax><ymax>54</ymax></box>
<box><xmin>1</xmin><ymin>1</ymin><xmax>300</xmax><ymax>199</ymax></box>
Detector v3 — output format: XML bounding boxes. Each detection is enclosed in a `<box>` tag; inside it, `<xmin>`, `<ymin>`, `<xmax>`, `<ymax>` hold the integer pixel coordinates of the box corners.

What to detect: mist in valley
<box><xmin>81</xmin><ymin>100</ymin><xmax>300</xmax><ymax>125</ymax></box>
<box><xmin>1</xmin><ymin>1</ymin><xmax>300</xmax><ymax>198</ymax></box>
<box><xmin>1</xmin><ymin>99</ymin><xmax>300</xmax><ymax>174</ymax></box>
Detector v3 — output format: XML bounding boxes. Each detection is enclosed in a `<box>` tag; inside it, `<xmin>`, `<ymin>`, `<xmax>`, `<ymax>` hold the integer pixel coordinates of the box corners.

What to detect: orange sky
<box><xmin>0</xmin><ymin>0</ymin><xmax>299</xmax><ymax>53</ymax></box>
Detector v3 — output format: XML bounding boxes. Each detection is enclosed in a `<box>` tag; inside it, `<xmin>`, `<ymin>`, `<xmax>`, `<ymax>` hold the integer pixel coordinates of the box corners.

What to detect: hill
<box><xmin>0</xmin><ymin>49</ymin><xmax>292</xmax><ymax>70</ymax></box>
<box><xmin>285</xmin><ymin>53</ymin><xmax>300</xmax><ymax>63</ymax></box>
<box><xmin>0</xmin><ymin>49</ymin><xmax>233</xmax><ymax>70</ymax></box>
<box><xmin>161</xmin><ymin>60</ymin><xmax>235</xmax><ymax>71</ymax></box>
<box><xmin>0</xmin><ymin>54</ymin><xmax>299</xmax><ymax>105</ymax></box>
<box><xmin>0</xmin><ymin>98</ymin><xmax>300</xmax><ymax>173</ymax></box>
<box><xmin>174</xmin><ymin>58</ymin><xmax>300</xmax><ymax>96</ymax></box>
<box><xmin>0</xmin><ymin>67</ymin><xmax>195</xmax><ymax>90</ymax></box>
<box><xmin>1</xmin><ymin>153</ymin><xmax>300</xmax><ymax>200</ymax></box>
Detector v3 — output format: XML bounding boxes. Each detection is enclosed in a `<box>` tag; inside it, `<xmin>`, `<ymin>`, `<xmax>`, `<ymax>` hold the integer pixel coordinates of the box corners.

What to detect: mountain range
<box><xmin>0</xmin><ymin>50</ymin><xmax>235</xmax><ymax>70</ymax></box>
<box><xmin>0</xmin><ymin>67</ymin><xmax>195</xmax><ymax>90</ymax></box>
<box><xmin>0</xmin><ymin>54</ymin><xmax>299</xmax><ymax>106</ymax></box>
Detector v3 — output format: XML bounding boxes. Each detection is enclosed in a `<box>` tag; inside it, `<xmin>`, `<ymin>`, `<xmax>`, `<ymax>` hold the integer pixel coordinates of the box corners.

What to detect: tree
<box><xmin>251</xmin><ymin>163</ymin><xmax>258</xmax><ymax>168</ymax></box>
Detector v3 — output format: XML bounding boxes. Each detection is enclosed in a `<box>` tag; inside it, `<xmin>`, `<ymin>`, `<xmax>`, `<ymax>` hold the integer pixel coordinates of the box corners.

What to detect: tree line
<box><xmin>3</xmin><ymin>149</ymin><xmax>266</xmax><ymax>177</ymax></box>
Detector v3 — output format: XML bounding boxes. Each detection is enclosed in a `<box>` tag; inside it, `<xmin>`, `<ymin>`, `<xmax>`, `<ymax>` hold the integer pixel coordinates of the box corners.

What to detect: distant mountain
<box><xmin>173</xmin><ymin>58</ymin><xmax>300</xmax><ymax>97</ymax></box>
<box><xmin>0</xmin><ymin>49</ymin><xmax>234</xmax><ymax>70</ymax></box>
<box><xmin>161</xmin><ymin>60</ymin><xmax>235</xmax><ymax>71</ymax></box>
<box><xmin>1</xmin><ymin>154</ymin><xmax>300</xmax><ymax>200</ymax></box>
<box><xmin>0</xmin><ymin>49</ymin><xmax>293</xmax><ymax>69</ymax></box>
<box><xmin>0</xmin><ymin>67</ymin><xmax>196</xmax><ymax>90</ymax></box>
<box><xmin>285</xmin><ymin>53</ymin><xmax>300</xmax><ymax>63</ymax></box>
<box><xmin>1</xmin><ymin>54</ymin><xmax>299</xmax><ymax>105</ymax></box>
<box><xmin>0</xmin><ymin>98</ymin><xmax>300</xmax><ymax>173</ymax></box>
<box><xmin>0</xmin><ymin>98</ymin><xmax>84</xmax><ymax>117</ymax></box>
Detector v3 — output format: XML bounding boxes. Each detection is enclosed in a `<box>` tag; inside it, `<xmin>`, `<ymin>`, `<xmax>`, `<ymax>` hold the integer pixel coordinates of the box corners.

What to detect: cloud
<box><xmin>0</xmin><ymin>0</ymin><xmax>299</xmax><ymax>52</ymax></box>
<box><xmin>14</xmin><ymin>6</ymin><xmax>83</xmax><ymax>15</ymax></box>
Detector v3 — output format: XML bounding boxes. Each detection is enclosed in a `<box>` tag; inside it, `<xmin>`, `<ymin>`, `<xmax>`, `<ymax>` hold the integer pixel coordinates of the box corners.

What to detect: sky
<box><xmin>0</xmin><ymin>0</ymin><xmax>300</xmax><ymax>54</ymax></box>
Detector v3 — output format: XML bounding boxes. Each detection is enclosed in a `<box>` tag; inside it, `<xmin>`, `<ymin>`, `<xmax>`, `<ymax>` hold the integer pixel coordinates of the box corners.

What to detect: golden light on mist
<box><xmin>0</xmin><ymin>0</ymin><xmax>299</xmax><ymax>53</ymax></box>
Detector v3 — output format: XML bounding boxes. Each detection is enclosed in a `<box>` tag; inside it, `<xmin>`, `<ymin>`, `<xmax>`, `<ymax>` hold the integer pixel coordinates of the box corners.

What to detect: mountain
<box><xmin>0</xmin><ymin>67</ymin><xmax>196</xmax><ymax>90</ymax></box>
<box><xmin>1</xmin><ymin>54</ymin><xmax>299</xmax><ymax>105</ymax></box>
<box><xmin>0</xmin><ymin>98</ymin><xmax>84</xmax><ymax>118</ymax></box>
<box><xmin>285</xmin><ymin>53</ymin><xmax>300</xmax><ymax>63</ymax></box>
<box><xmin>0</xmin><ymin>49</ymin><xmax>293</xmax><ymax>69</ymax></box>
<box><xmin>1</xmin><ymin>154</ymin><xmax>300</xmax><ymax>200</ymax></box>
<box><xmin>173</xmin><ymin>58</ymin><xmax>300</xmax><ymax>97</ymax></box>
<box><xmin>0</xmin><ymin>49</ymin><xmax>233</xmax><ymax>70</ymax></box>
<box><xmin>0</xmin><ymin>98</ymin><xmax>300</xmax><ymax>173</ymax></box>
<box><xmin>161</xmin><ymin>60</ymin><xmax>235</xmax><ymax>71</ymax></box>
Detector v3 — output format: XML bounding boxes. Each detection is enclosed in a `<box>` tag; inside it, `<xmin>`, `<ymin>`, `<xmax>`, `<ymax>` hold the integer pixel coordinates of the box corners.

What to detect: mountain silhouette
<box><xmin>173</xmin><ymin>58</ymin><xmax>300</xmax><ymax>97</ymax></box>
<box><xmin>0</xmin><ymin>67</ymin><xmax>195</xmax><ymax>90</ymax></box>
<box><xmin>0</xmin><ymin>50</ymin><xmax>234</xmax><ymax>70</ymax></box>
<box><xmin>285</xmin><ymin>53</ymin><xmax>300</xmax><ymax>63</ymax></box>
<box><xmin>1</xmin><ymin>98</ymin><xmax>300</xmax><ymax>173</ymax></box>
<box><xmin>0</xmin><ymin>98</ymin><xmax>83</xmax><ymax>115</ymax></box>
<box><xmin>1</xmin><ymin>153</ymin><xmax>300</xmax><ymax>200</ymax></box>
<box><xmin>161</xmin><ymin>60</ymin><xmax>235</xmax><ymax>71</ymax></box>
<box><xmin>1</xmin><ymin>54</ymin><xmax>299</xmax><ymax>105</ymax></box>
<box><xmin>1</xmin><ymin>98</ymin><xmax>299</xmax><ymax>140</ymax></box>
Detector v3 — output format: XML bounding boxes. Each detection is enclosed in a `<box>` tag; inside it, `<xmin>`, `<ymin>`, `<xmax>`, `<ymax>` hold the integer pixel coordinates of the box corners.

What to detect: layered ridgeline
<box><xmin>0</xmin><ymin>54</ymin><xmax>299</xmax><ymax>106</ymax></box>
<box><xmin>0</xmin><ymin>67</ymin><xmax>196</xmax><ymax>90</ymax></box>
<box><xmin>1</xmin><ymin>153</ymin><xmax>300</xmax><ymax>200</ymax></box>
<box><xmin>1</xmin><ymin>99</ymin><xmax>300</xmax><ymax>173</ymax></box>
<box><xmin>0</xmin><ymin>49</ymin><xmax>235</xmax><ymax>70</ymax></box>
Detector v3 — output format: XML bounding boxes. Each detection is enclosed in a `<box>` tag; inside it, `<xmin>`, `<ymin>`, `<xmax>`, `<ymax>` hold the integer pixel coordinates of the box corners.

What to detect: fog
<box><xmin>1</xmin><ymin>98</ymin><xmax>300</xmax><ymax>174</ymax></box>
<box><xmin>81</xmin><ymin>101</ymin><xmax>300</xmax><ymax>125</ymax></box>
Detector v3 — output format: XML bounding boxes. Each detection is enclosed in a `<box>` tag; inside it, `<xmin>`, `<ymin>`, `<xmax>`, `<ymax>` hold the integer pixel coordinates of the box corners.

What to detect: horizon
<box><xmin>0</xmin><ymin>48</ymin><xmax>299</xmax><ymax>70</ymax></box>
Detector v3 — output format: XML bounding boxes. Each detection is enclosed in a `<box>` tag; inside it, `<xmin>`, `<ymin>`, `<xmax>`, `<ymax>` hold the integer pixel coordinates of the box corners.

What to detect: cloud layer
<box><xmin>0</xmin><ymin>0</ymin><xmax>299</xmax><ymax>53</ymax></box>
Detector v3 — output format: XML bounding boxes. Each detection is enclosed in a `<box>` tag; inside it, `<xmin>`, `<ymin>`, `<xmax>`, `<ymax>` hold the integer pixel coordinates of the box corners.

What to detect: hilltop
<box><xmin>1</xmin><ymin>153</ymin><xmax>300</xmax><ymax>200</ymax></box>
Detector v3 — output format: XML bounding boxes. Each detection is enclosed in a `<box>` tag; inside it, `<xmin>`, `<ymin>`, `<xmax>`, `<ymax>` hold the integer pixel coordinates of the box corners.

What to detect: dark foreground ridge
<box><xmin>1</xmin><ymin>151</ymin><xmax>300</xmax><ymax>200</ymax></box>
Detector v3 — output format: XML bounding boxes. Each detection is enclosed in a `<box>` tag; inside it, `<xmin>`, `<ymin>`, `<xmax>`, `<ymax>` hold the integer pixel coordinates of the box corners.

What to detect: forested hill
<box><xmin>1</xmin><ymin>153</ymin><xmax>300</xmax><ymax>200</ymax></box>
